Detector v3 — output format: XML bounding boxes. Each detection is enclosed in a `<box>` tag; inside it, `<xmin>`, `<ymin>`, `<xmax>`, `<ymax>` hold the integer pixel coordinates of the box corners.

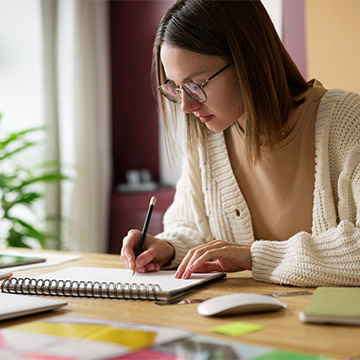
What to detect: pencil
<box><xmin>0</xmin><ymin>272</ymin><xmax>13</xmax><ymax>280</ymax></box>
<box><xmin>132</xmin><ymin>196</ymin><xmax>156</xmax><ymax>275</ymax></box>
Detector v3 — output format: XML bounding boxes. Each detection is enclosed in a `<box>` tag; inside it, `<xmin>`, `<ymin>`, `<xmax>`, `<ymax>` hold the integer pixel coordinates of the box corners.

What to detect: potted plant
<box><xmin>0</xmin><ymin>114</ymin><xmax>69</xmax><ymax>249</ymax></box>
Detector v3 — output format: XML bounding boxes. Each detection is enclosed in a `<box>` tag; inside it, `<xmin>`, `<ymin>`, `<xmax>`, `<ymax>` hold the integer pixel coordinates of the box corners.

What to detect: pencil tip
<box><xmin>150</xmin><ymin>196</ymin><xmax>156</xmax><ymax>206</ymax></box>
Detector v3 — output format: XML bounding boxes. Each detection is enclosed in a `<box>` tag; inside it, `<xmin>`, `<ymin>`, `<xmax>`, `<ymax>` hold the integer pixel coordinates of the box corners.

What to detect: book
<box><xmin>0</xmin><ymin>293</ymin><xmax>67</xmax><ymax>321</ymax></box>
<box><xmin>299</xmin><ymin>287</ymin><xmax>360</xmax><ymax>325</ymax></box>
<box><xmin>1</xmin><ymin>266</ymin><xmax>226</xmax><ymax>301</ymax></box>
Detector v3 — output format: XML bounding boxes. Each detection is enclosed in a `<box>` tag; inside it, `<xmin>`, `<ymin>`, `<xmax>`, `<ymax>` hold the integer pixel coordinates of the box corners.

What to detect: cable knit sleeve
<box><xmin>251</xmin><ymin>220</ymin><xmax>360</xmax><ymax>286</ymax></box>
<box><xmin>251</xmin><ymin>90</ymin><xmax>360</xmax><ymax>287</ymax></box>
<box><xmin>156</xmin><ymin>147</ymin><xmax>215</xmax><ymax>269</ymax></box>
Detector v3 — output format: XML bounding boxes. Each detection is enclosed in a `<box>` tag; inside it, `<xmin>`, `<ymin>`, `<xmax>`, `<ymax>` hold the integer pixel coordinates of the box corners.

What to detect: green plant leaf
<box><xmin>0</xmin><ymin>141</ymin><xmax>39</xmax><ymax>161</ymax></box>
<box><xmin>0</xmin><ymin>126</ymin><xmax>44</xmax><ymax>148</ymax></box>
<box><xmin>11</xmin><ymin>218</ymin><xmax>47</xmax><ymax>248</ymax></box>
<box><xmin>0</xmin><ymin>116</ymin><xmax>70</xmax><ymax>250</ymax></box>
<box><xmin>7</xmin><ymin>228</ymin><xmax>32</xmax><ymax>249</ymax></box>
<box><xmin>16</xmin><ymin>192</ymin><xmax>43</xmax><ymax>205</ymax></box>
<box><xmin>2</xmin><ymin>190</ymin><xmax>44</xmax><ymax>214</ymax></box>
<box><xmin>11</xmin><ymin>173</ymin><xmax>69</xmax><ymax>192</ymax></box>
<box><xmin>0</xmin><ymin>125</ymin><xmax>45</xmax><ymax>141</ymax></box>
<box><xmin>0</xmin><ymin>174</ymin><xmax>17</xmax><ymax>190</ymax></box>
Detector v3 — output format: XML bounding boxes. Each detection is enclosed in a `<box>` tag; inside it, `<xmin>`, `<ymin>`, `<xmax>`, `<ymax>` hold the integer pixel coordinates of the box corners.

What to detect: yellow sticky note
<box><xmin>11</xmin><ymin>321</ymin><xmax>157</xmax><ymax>350</ymax></box>
<box><xmin>211</xmin><ymin>321</ymin><xmax>263</xmax><ymax>337</ymax></box>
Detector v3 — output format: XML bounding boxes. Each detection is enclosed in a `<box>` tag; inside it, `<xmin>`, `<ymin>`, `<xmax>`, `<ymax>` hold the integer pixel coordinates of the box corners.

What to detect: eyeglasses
<box><xmin>158</xmin><ymin>63</ymin><xmax>231</xmax><ymax>104</ymax></box>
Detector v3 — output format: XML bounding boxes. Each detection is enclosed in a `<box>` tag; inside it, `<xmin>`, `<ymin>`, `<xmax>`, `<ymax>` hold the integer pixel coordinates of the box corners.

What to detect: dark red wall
<box><xmin>110</xmin><ymin>1</ymin><xmax>173</xmax><ymax>185</ymax></box>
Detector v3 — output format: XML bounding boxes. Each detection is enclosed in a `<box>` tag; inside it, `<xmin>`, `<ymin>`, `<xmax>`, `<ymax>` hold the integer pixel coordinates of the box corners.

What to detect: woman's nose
<box><xmin>180</xmin><ymin>91</ymin><xmax>202</xmax><ymax>114</ymax></box>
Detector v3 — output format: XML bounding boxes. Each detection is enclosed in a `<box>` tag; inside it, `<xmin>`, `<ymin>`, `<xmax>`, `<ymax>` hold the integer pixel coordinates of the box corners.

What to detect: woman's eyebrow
<box><xmin>166</xmin><ymin>69</ymin><xmax>208</xmax><ymax>84</ymax></box>
<box><xmin>181</xmin><ymin>70</ymin><xmax>207</xmax><ymax>83</ymax></box>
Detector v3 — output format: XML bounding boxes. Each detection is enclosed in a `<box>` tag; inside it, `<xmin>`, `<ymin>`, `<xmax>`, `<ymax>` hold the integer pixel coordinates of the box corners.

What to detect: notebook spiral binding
<box><xmin>0</xmin><ymin>277</ymin><xmax>163</xmax><ymax>300</ymax></box>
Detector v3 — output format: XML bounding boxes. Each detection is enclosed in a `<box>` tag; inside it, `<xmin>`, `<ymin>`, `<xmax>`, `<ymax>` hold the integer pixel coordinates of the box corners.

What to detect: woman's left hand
<box><xmin>175</xmin><ymin>240</ymin><xmax>252</xmax><ymax>279</ymax></box>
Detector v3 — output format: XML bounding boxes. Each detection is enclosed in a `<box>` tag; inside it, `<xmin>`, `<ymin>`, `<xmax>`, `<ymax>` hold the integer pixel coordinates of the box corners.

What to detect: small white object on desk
<box><xmin>0</xmin><ymin>293</ymin><xmax>67</xmax><ymax>321</ymax></box>
<box><xmin>197</xmin><ymin>293</ymin><xmax>287</xmax><ymax>317</ymax></box>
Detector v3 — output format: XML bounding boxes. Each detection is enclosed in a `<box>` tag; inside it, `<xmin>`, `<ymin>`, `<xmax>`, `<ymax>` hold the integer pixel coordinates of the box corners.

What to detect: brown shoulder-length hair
<box><xmin>153</xmin><ymin>0</ymin><xmax>309</xmax><ymax>163</ymax></box>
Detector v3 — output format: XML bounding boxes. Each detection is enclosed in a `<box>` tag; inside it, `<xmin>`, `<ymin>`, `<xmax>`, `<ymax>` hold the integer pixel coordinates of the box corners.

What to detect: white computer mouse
<box><xmin>197</xmin><ymin>293</ymin><xmax>287</xmax><ymax>317</ymax></box>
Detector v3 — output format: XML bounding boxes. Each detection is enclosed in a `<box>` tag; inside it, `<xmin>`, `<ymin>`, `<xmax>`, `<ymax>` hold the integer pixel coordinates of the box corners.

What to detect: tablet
<box><xmin>0</xmin><ymin>293</ymin><xmax>67</xmax><ymax>321</ymax></box>
<box><xmin>0</xmin><ymin>254</ymin><xmax>46</xmax><ymax>269</ymax></box>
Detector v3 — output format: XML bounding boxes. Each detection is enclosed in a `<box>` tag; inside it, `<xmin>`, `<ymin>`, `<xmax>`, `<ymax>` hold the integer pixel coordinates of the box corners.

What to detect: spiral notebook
<box><xmin>1</xmin><ymin>266</ymin><xmax>226</xmax><ymax>301</ymax></box>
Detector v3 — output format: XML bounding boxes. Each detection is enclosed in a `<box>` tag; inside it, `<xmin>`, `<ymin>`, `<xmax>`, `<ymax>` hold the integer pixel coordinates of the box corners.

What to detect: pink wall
<box><xmin>282</xmin><ymin>0</ymin><xmax>307</xmax><ymax>79</ymax></box>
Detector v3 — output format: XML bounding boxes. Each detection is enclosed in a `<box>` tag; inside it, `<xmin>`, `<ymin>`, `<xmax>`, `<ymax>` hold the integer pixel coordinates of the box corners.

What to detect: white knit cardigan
<box><xmin>157</xmin><ymin>89</ymin><xmax>360</xmax><ymax>287</ymax></box>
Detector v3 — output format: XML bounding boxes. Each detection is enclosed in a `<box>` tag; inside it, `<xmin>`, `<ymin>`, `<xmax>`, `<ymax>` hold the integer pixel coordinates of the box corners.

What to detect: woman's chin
<box><xmin>204</xmin><ymin>123</ymin><xmax>227</xmax><ymax>133</ymax></box>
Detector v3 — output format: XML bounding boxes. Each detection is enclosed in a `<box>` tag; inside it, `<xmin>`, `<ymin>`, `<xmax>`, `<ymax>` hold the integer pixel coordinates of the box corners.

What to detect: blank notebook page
<box><xmin>31</xmin><ymin>267</ymin><xmax>222</xmax><ymax>292</ymax></box>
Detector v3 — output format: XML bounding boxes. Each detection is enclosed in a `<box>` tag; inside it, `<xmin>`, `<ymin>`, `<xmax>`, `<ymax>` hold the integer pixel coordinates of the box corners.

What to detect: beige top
<box><xmin>225</xmin><ymin>81</ymin><xmax>327</xmax><ymax>240</ymax></box>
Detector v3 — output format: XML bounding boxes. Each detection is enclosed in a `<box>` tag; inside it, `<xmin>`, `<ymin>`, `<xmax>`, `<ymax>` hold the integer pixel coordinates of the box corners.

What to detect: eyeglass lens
<box><xmin>159</xmin><ymin>83</ymin><xmax>206</xmax><ymax>104</ymax></box>
<box><xmin>159</xmin><ymin>63</ymin><xmax>231</xmax><ymax>104</ymax></box>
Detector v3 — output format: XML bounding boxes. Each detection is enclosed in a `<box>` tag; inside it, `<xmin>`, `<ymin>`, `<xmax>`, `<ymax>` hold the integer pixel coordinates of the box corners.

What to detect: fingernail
<box><xmin>147</xmin><ymin>264</ymin><xmax>155</xmax><ymax>271</ymax></box>
<box><xmin>182</xmin><ymin>270</ymin><xmax>190</xmax><ymax>279</ymax></box>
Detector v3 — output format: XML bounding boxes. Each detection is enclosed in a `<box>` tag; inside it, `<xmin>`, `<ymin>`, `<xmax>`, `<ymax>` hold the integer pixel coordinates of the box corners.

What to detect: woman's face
<box><xmin>160</xmin><ymin>43</ymin><xmax>244</xmax><ymax>133</ymax></box>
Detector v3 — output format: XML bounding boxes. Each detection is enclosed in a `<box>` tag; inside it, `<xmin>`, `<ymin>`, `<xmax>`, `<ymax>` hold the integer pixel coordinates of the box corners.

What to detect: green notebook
<box><xmin>299</xmin><ymin>287</ymin><xmax>360</xmax><ymax>325</ymax></box>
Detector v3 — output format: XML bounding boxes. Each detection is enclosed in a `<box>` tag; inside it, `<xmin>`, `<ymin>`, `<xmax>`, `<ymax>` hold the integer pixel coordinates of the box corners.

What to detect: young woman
<box><xmin>121</xmin><ymin>0</ymin><xmax>360</xmax><ymax>287</ymax></box>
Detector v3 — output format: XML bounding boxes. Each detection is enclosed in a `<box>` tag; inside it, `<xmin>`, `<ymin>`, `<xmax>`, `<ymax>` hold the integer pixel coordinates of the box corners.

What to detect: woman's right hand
<box><xmin>120</xmin><ymin>229</ymin><xmax>175</xmax><ymax>273</ymax></box>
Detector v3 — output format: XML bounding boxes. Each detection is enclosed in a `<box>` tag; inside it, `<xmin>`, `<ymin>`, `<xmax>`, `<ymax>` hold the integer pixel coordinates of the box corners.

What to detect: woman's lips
<box><xmin>198</xmin><ymin>115</ymin><xmax>213</xmax><ymax>123</ymax></box>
